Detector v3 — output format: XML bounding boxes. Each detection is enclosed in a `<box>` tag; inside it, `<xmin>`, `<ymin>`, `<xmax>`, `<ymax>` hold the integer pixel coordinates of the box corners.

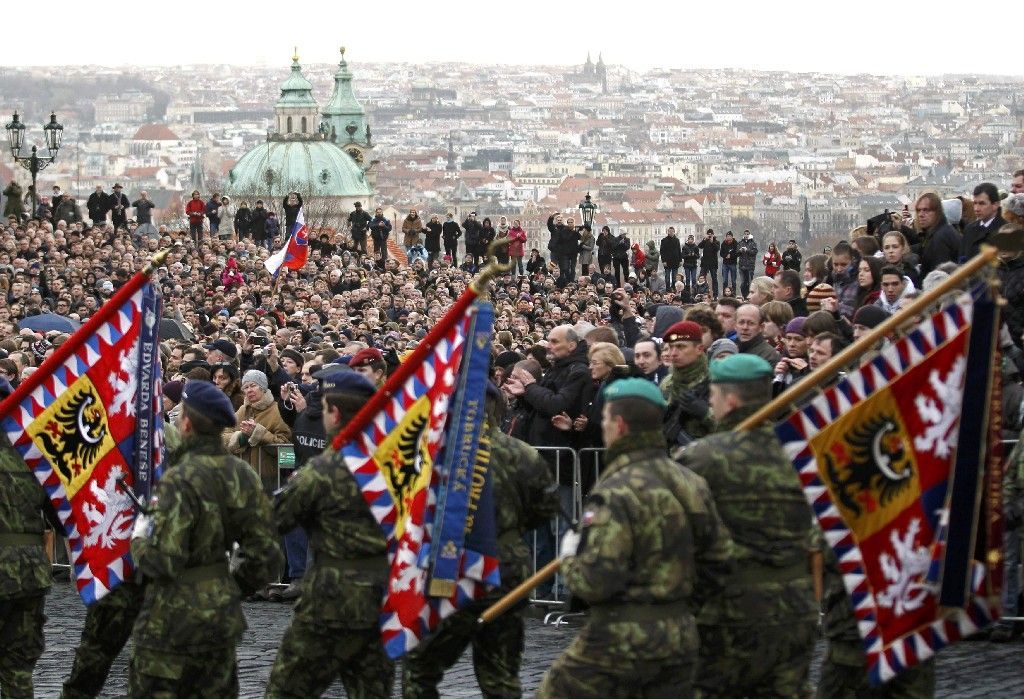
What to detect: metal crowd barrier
<box><xmin>528</xmin><ymin>446</ymin><xmax>580</xmax><ymax>613</ymax></box>
<box><xmin>257</xmin><ymin>443</ymin><xmax>297</xmax><ymax>589</ymax></box>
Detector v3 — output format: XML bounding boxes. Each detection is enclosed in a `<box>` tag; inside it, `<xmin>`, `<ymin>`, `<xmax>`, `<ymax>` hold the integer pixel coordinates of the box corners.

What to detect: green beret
<box><xmin>602</xmin><ymin>377</ymin><xmax>667</xmax><ymax>408</ymax></box>
<box><xmin>709</xmin><ymin>354</ymin><xmax>773</xmax><ymax>383</ymax></box>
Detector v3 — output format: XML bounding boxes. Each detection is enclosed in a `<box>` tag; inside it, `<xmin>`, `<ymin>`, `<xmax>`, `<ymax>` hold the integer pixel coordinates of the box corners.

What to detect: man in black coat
<box><xmin>87</xmin><ymin>185</ymin><xmax>109</xmax><ymax>226</ymax></box>
<box><xmin>781</xmin><ymin>240</ymin><xmax>802</xmax><ymax>272</ymax></box>
<box><xmin>961</xmin><ymin>182</ymin><xmax>1006</xmax><ymax>262</ymax></box>
<box><xmin>463</xmin><ymin>212</ymin><xmax>483</xmax><ymax>269</ymax></box>
<box><xmin>913</xmin><ymin>193</ymin><xmax>960</xmax><ymax>275</ymax></box>
<box><xmin>348</xmin><ymin>202</ymin><xmax>372</xmax><ymax>255</ymax></box>
<box><xmin>250</xmin><ymin>200</ymin><xmax>269</xmax><ymax>250</ymax></box>
<box><xmin>698</xmin><ymin>229</ymin><xmax>720</xmax><ymax>298</ymax></box>
<box><xmin>108</xmin><ymin>184</ymin><xmax>130</xmax><ymax>230</ymax></box>
<box><xmin>441</xmin><ymin>213</ymin><xmax>462</xmax><ymax>266</ymax></box>
<box><xmin>659</xmin><ymin>226</ymin><xmax>682</xmax><ymax>289</ymax></box>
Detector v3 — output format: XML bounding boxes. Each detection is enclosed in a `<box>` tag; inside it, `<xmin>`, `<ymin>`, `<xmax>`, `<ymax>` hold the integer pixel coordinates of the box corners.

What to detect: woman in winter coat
<box><xmin>578</xmin><ymin>226</ymin><xmax>596</xmax><ymax>276</ymax></box>
<box><xmin>763</xmin><ymin>242</ymin><xmax>783</xmax><ymax>278</ymax></box>
<box><xmin>630</xmin><ymin>243</ymin><xmax>647</xmax><ymax>280</ymax></box>
<box><xmin>526</xmin><ymin>248</ymin><xmax>546</xmax><ymax>275</ymax></box>
<box><xmin>402</xmin><ymin>209</ymin><xmax>423</xmax><ymax>251</ymax></box>
<box><xmin>211</xmin><ymin>362</ymin><xmax>244</xmax><ymax>410</ymax></box>
<box><xmin>508</xmin><ymin>219</ymin><xmax>528</xmax><ymax>276</ymax></box>
<box><xmin>223</xmin><ymin>370</ymin><xmax>292</xmax><ymax>494</ymax></box>
<box><xmin>424</xmin><ymin>214</ymin><xmax>443</xmax><ymax>268</ymax></box>
<box><xmin>495</xmin><ymin>216</ymin><xmax>511</xmax><ymax>265</ymax></box>
<box><xmin>218</xmin><ymin>196</ymin><xmax>234</xmax><ymax>242</ymax></box>
<box><xmin>479</xmin><ymin>218</ymin><xmax>497</xmax><ymax>261</ymax></box>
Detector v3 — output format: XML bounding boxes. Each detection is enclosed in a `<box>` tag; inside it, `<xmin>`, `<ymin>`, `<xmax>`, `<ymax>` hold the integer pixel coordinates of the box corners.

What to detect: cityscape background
<box><xmin>2</xmin><ymin>20</ymin><xmax>1022</xmax><ymax>253</ymax></box>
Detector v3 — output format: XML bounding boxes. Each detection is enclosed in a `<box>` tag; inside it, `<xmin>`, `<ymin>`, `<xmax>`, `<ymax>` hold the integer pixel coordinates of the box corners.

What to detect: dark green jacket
<box><xmin>0</xmin><ymin>438</ymin><xmax>54</xmax><ymax>600</ymax></box>
<box><xmin>132</xmin><ymin>435</ymin><xmax>282</xmax><ymax>651</ymax></box>
<box><xmin>273</xmin><ymin>445</ymin><xmax>387</xmax><ymax>629</ymax></box>
<box><xmin>564</xmin><ymin>430</ymin><xmax>732</xmax><ymax>660</ymax></box>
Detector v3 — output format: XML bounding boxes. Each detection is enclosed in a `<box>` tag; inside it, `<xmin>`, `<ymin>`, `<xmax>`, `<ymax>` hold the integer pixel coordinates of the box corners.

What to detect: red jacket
<box><xmin>763</xmin><ymin>250</ymin><xmax>782</xmax><ymax>277</ymax></box>
<box><xmin>186</xmin><ymin>198</ymin><xmax>205</xmax><ymax>226</ymax></box>
<box><xmin>508</xmin><ymin>226</ymin><xmax>527</xmax><ymax>257</ymax></box>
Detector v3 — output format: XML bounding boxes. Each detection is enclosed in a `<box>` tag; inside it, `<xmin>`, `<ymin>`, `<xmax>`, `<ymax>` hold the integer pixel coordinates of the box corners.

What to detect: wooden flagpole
<box><xmin>479</xmin><ymin>244</ymin><xmax>1003</xmax><ymax>625</ymax></box>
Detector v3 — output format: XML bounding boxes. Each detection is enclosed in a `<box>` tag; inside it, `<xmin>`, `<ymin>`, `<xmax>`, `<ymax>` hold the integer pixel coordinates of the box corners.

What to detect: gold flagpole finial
<box><xmin>144</xmin><ymin>249</ymin><xmax>170</xmax><ymax>276</ymax></box>
<box><xmin>292</xmin><ymin>47</ymin><xmax>299</xmax><ymax>63</ymax></box>
<box><xmin>470</xmin><ymin>238</ymin><xmax>513</xmax><ymax>294</ymax></box>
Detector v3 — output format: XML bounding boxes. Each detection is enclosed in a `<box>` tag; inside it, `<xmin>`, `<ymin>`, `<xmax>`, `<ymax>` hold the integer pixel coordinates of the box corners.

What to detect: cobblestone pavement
<box><xmin>33</xmin><ymin>580</ymin><xmax>1023</xmax><ymax>697</ymax></box>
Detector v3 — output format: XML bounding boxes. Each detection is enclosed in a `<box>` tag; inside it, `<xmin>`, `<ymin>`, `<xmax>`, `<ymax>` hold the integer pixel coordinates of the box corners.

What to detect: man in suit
<box><xmin>961</xmin><ymin>182</ymin><xmax>1005</xmax><ymax>262</ymax></box>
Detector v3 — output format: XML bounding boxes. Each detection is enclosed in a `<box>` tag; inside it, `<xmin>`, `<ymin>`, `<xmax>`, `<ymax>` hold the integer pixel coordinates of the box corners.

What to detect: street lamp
<box><xmin>578</xmin><ymin>192</ymin><xmax>597</xmax><ymax>229</ymax></box>
<box><xmin>5</xmin><ymin>111</ymin><xmax>63</xmax><ymax>217</ymax></box>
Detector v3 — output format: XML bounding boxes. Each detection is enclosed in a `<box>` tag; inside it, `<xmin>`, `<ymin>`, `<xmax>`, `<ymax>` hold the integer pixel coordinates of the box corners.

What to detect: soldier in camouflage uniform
<box><xmin>539</xmin><ymin>378</ymin><xmax>732</xmax><ymax>698</ymax></box>
<box><xmin>265</xmin><ymin>367</ymin><xmax>394</xmax><ymax>698</ymax></box>
<box><xmin>0</xmin><ymin>378</ymin><xmax>61</xmax><ymax>698</ymax></box>
<box><xmin>676</xmin><ymin>354</ymin><xmax>817</xmax><ymax>698</ymax></box>
<box><xmin>817</xmin><ymin>546</ymin><xmax>935</xmax><ymax>698</ymax></box>
<box><xmin>62</xmin><ymin>426</ymin><xmax>181</xmax><ymax>698</ymax></box>
<box><xmin>403</xmin><ymin>384</ymin><xmax>559</xmax><ymax>698</ymax></box>
<box><xmin>129</xmin><ymin>380</ymin><xmax>282</xmax><ymax>697</ymax></box>
<box><xmin>659</xmin><ymin>321</ymin><xmax>715</xmax><ymax>448</ymax></box>
<box><xmin>61</xmin><ymin>579</ymin><xmax>145</xmax><ymax>698</ymax></box>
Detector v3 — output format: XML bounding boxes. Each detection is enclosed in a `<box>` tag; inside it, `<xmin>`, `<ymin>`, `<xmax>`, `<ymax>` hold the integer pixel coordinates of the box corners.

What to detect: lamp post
<box><xmin>5</xmin><ymin>111</ymin><xmax>64</xmax><ymax>217</ymax></box>
<box><xmin>578</xmin><ymin>191</ymin><xmax>597</xmax><ymax>229</ymax></box>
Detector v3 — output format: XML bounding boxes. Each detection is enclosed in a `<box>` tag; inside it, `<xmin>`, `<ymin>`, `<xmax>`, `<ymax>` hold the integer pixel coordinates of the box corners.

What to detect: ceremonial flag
<box><xmin>0</xmin><ymin>277</ymin><xmax>164</xmax><ymax>604</ymax></box>
<box><xmin>264</xmin><ymin>207</ymin><xmax>309</xmax><ymax>276</ymax></box>
<box><xmin>776</xmin><ymin>285</ymin><xmax>1003</xmax><ymax>685</ymax></box>
<box><xmin>333</xmin><ymin>297</ymin><xmax>500</xmax><ymax>659</ymax></box>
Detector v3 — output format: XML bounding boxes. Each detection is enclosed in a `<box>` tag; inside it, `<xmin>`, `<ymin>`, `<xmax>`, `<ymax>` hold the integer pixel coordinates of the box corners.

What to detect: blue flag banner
<box><xmin>427</xmin><ymin>301</ymin><xmax>497</xmax><ymax>596</ymax></box>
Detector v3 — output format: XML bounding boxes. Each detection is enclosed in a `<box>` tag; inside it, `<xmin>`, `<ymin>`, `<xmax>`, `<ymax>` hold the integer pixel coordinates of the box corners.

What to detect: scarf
<box><xmin>666</xmin><ymin>354</ymin><xmax>709</xmax><ymax>402</ymax></box>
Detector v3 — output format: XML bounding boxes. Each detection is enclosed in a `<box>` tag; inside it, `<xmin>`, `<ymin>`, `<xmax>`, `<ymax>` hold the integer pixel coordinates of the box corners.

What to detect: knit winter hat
<box><xmin>241</xmin><ymin>369</ymin><xmax>268</xmax><ymax>390</ymax></box>
<box><xmin>805</xmin><ymin>283</ymin><xmax>836</xmax><ymax>314</ymax></box>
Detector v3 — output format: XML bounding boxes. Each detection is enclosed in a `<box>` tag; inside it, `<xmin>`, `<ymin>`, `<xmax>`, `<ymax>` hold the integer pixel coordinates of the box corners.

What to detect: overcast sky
<box><xmin>8</xmin><ymin>0</ymin><xmax>1018</xmax><ymax>77</ymax></box>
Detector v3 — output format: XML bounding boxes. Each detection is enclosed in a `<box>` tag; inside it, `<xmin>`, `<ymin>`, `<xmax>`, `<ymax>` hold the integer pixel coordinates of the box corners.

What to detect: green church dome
<box><xmin>226</xmin><ymin>139</ymin><xmax>373</xmax><ymax>198</ymax></box>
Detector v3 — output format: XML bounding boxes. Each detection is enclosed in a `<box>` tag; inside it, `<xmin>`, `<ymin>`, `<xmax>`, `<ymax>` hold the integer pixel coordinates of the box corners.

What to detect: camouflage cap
<box><xmin>709</xmin><ymin>354</ymin><xmax>772</xmax><ymax>383</ymax></box>
<box><xmin>602</xmin><ymin>377</ymin><xmax>667</xmax><ymax>408</ymax></box>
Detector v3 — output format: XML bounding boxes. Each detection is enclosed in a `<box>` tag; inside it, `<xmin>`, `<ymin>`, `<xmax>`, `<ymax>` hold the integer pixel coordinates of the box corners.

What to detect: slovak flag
<box><xmin>264</xmin><ymin>208</ymin><xmax>309</xmax><ymax>276</ymax></box>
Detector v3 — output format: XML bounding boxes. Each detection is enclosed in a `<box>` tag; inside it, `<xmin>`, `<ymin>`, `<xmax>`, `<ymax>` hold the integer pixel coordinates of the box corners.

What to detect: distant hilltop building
<box><xmin>568</xmin><ymin>52</ymin><xmax>607</xmax><ymax>93</ymax></box>
<box><xmin>226</xmin><ymin>47</ymin><xmax>377</xmax><ymax>226</ymax></box>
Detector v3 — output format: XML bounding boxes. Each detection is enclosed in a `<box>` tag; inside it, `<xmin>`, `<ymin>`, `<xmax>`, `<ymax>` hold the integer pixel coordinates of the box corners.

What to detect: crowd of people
<box><xmin>2</xmin><ymin>169</ymin><xmax>1024</xmax><ymax>696</ymax></box>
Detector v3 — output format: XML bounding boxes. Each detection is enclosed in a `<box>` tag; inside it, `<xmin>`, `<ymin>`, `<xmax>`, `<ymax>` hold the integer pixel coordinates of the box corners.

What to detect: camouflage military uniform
<box><xmin>538</xmin><ymin>429</ymin><xmax>732</xmax><ymax>698</ymax></box>
<box><xmin>0</xmin><ymin>434</ymin><xmax>56</xmax><ymax>699</ymax></box>
<box><xmin>129</xmin><ymin>434</ymin><xmax>282</xmax><ymax>698</ymax></box>
<box><xmin>818</xmin><ymin>546</ymin><xmax>935</xmax><ymax>698</ymax></box>
<box><xmin>403</xmin><ymin>425</ymin><xmax>559</xmax><ymax>698</ymax></box>
<box><xmin>677</xmin><ymin>404</ymin><xmax>818</xmax><ymax>698</ymax></box>
<box><xmin>266</xmin><ymin>445</ymin><xmax>394</xmax><ymax>698</ymax></box>
<box><xmin>660</xmin><ymin>355</ymin><xmax>714</xmax><ymax>447</ymax></box>
<box><xmin>61</xmin><ymin>578</ymin><xmax>145</xmax><ymax>698</ymax></box>
<box><xmin>62</xmin><ymin>427</ymin><xmax>181</xmax><ymax>698</ymax></box>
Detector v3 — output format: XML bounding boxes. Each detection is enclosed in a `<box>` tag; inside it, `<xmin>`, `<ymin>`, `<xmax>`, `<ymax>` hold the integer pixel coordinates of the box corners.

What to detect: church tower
<box><xmin>597</xmin><ymin>52</ymin><xmax>607</xmax><ymax>93</ymax></box>
<box><xmin>274</xmin><ymin>48</ymin><xmax>320</xmax><ymax>138</ymax></box>
<box><xmin>321</xmin><ymin>47</ymin><xmax>373</xmax><ymax>169</ymax></box>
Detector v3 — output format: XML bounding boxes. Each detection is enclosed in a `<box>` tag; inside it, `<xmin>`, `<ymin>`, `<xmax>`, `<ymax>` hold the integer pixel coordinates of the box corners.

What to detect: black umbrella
<box><xmin>159</xmin><ymin>318</ymin><xmax>194</xmax><ymax>342</ymax></box>
<box><xmin>18</xmin><ymin>313</ymin><xmax>81</xmax><ymax>334</ymax></box>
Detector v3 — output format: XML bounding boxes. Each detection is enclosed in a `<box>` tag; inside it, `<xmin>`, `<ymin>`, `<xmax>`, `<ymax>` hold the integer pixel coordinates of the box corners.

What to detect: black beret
<box><xmin>181</xmin><ymin>380</ymin><xmax>237</xmax><ymax>428</ymax></box>
<box><xmin>313</xmin><ymin>366</ymin><xmax>375</xmax><ymax>396</ymax></box>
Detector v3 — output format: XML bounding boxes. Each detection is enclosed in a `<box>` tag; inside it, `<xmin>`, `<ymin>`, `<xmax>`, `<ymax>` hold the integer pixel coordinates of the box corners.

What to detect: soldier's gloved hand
<box><xmin>131</xmin><ymin>513</ymin><xmax>153</xmax><ymax>540</ymax></box>
<box><xmin>559</xmin><ymin>530</ymin><xmax>580</xmax><ymax>560</ymax></box>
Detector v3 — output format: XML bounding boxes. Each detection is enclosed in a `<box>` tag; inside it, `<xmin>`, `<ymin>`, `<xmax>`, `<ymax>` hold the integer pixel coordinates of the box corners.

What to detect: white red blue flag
<box><xmin>776</xmin><ymin>285</ymin><xmax>1003</xmax><ymax>685</ymax></box>
<box><xmin>0</xmin><ymin>278</ymin><xmax>164</xmax><ymax>604</ymax></box>
<box><xmin>264</xmin><ymin>207</ymin><xmax>309</xmax><ymax>276</ymax></box>
<box><xmin>332</xmin><ymin>297</ymin><xmax>500</xmax><ymax>658</ymax></box>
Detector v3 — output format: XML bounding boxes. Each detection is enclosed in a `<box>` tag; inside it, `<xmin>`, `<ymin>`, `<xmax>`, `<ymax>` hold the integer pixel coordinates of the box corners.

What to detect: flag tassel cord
<box><xmin>479</xmin><ymin>243</ymin><xmax>1004</xmax><ymax>625</ymax></box>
